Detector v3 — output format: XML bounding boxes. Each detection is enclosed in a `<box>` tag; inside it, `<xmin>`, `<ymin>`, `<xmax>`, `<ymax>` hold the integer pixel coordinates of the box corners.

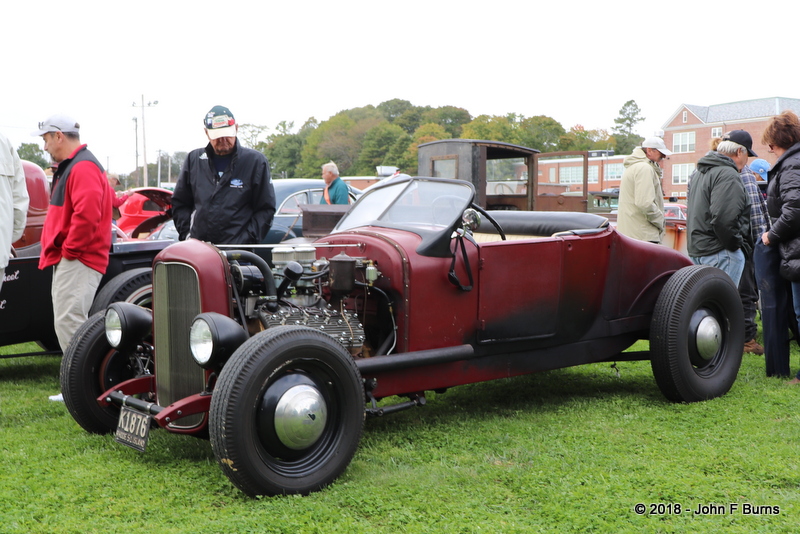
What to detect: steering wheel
<box><xmin>471</xmin><ymin>204</ymin><xmax>506</xmax><ymax>240</ymax></box>
<box><xmin>432</xmin><ymin>195</ymin><xmax>468</xmax><ymax>226</ymax></box>
<box><xmin>495</xmin><ymin>182</ymin><xmax>515</xmax><ymax>195</ymax></box>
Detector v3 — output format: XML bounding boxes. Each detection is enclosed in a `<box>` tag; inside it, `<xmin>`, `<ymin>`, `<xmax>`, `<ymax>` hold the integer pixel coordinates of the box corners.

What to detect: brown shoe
<box><xmin>743</xmin><ymin>339</ymin><xmax>764</xmax><ymax>355</ymax></box>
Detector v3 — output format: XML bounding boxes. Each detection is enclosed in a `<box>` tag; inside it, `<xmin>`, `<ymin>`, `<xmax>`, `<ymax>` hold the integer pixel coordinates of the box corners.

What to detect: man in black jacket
<box><xmin>172</xmin><ymin>105</ymin><xmax>276</xmax><ymax>244</ymax></box>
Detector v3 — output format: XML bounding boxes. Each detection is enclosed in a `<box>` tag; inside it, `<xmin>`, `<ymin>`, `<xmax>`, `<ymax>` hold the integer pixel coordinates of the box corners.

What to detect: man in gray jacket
<box><xmin>0</xmin><ymin>131</ymin><xmax>29</xmax><ymax>293</ymax></box>
<box><xmin>686</xmin><ymin>130</ymin><xmax>754</xmax><ymax>285</ymax></box>
<box><xmin>617</xmin><ymin>137</ymin><xmax>671</xmax><ymax>243</ymax></box>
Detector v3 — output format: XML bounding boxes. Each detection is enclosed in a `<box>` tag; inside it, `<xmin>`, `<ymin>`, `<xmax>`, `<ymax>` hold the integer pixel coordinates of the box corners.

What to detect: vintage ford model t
<box><xmin>61</xmin><ymin>176</ymin><xmax>743</xmax><ymax>497</ymax></box>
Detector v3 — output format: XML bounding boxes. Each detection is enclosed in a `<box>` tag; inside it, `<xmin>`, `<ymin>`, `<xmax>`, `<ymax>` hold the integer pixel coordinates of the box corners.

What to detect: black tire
<box><xmin>60</xmin><ymin>312</ymin><xmax>153</xmax><ymax>434</ymax></box>
<box><xmin>90</xmin><ymin>268</ymin><xmax>153</xmax><ymax>315</ymax></box>
<box><xmin>209</xmin><ymin>325</ymin><xmax>365</xmax><ymax>497</ymax></box>
<box><xmin>650</xmin><ymin>265</ymin><xmax>744</xmax><ymax>402</ymax></box>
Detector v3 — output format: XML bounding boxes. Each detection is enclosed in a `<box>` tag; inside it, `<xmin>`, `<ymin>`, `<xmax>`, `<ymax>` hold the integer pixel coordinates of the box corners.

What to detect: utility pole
<box><xmin>132</xmin><ymin>117</ymin><xmax>139</xmax><ymax>187</ymax></box>
<box><xmin>133</xmin><ymin>95</ymin><xmax>158</xmax><ymax>187</ymax></box>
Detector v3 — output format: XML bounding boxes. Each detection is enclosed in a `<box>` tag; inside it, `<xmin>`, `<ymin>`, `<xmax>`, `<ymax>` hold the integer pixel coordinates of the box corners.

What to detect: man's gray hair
<box><xmin>716</xmin><ymin>140</ymin><xmax>745</xmax><ymax>156</ymax></box>
<box><xmin>322</xmin><ymin>161</ymin><xmax>339</xmax><ymax>176</ymax></box>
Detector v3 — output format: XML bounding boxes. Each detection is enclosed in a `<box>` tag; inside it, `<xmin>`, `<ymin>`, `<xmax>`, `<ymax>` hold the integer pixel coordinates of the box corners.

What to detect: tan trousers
<box><xmin>51</xmin><ymin>258</ymin><xmax>102</xmax><ymax>353</ymax></box>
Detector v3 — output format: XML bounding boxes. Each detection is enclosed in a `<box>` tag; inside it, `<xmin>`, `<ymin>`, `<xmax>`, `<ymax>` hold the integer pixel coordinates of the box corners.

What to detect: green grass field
<box><xmin>1</xmin><ymin>338</ymin><xmax>799</xmax><ymax>534</ymax></box>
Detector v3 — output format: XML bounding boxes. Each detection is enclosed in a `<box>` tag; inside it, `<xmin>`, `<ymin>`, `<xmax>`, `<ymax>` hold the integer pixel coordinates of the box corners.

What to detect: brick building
<box><xmin>536</xmin><ymin>97</ymin><xmax>800</xmax><ymax>200</ymax></box>
<box><xmin>661</xmin><ymin>97</ymin><xmax>800</xmax><ymax>198</ymax></box>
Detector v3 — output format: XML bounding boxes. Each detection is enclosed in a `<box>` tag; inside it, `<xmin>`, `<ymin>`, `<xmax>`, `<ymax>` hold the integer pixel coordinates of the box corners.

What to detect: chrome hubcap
<box><xmin>694</xmin><ymin>314</ymin><xmax>721</xmax><ymax>361</ymax></box>
<box><xmin>274</xmin><ymin>385</ymin><xmax>328</xmax><ymax>450</ymax></box>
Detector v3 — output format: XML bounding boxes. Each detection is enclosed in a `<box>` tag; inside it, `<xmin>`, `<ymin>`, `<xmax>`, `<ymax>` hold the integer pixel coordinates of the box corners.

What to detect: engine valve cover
<box><xmin>259</xmin><ymin>306</ymin><xmax>365</xmax><ymax>350</ymax></box>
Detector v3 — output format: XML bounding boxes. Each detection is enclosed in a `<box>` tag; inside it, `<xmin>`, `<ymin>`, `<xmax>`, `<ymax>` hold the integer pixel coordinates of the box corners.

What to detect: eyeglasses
<box><xmin>38</xmin><ymin>122</ymin><xmax>61</xmax><ymax>131</ymax></box>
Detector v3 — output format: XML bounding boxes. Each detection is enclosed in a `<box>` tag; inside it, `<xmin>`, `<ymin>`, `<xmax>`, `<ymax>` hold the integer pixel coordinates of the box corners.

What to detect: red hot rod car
<box><xmin>60</xmin><ymin>176</ymin><xmax>744</xmax><ymax>497</ymax></box>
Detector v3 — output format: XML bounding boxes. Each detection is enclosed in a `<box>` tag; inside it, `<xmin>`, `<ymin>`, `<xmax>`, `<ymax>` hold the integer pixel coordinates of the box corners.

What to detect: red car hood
<box><xmin>128</xmin><ymin>187</ymin><xmax>173</xmax><ymax>210</ymax></box>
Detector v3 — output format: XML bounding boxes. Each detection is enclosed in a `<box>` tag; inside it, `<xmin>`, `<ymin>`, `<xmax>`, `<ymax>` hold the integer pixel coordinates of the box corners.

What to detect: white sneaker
<box><xmin>48</xmin><ymin>393</ymin><xmax>64</xmax><ymax>402</ymax></box>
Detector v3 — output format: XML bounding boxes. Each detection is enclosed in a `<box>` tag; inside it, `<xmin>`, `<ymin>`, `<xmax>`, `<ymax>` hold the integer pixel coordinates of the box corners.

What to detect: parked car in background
<box><xmin>62</xmin><ymin>176</ymin><xmax>743</xmax><ymax>497</ymax></box>
<box><xmin>115</xmin><ymin>188</ymin><xmax>173</xmax><ymax>239</ymax></box>
<box><xmin>11</xmin><ymin>160</ymin><xmax>50</xmax><ymax>256</ymax></box>
<box><xmin>661</xmin><ymin>202</ymin><xmax>688</xmax><ymax>256</ymax></box>
<box><xmin>3</xmin><ymin>171</ymin><xmax>363</xmax><ymax>355</ymax></box>
<box><xmin>1</xmin><ymin>168</ymin><xmax>173</xmax><ymax>354</ymax></box>
<box><xmin>664</xmin><ymin>202</ymin><xmax>688</xmax><ymax>220</ymax></box>
<box><xmin>144</xmin><ymin>179</ymin><xmax>361</xmax><ymax>243</ymax></box>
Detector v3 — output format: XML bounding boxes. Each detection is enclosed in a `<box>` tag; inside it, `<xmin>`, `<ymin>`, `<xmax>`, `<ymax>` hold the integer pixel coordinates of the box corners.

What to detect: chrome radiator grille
<box><xmin>153</xmin><ymin>262</ymin><xmax>206</xmax><ymax>428</ymax></box>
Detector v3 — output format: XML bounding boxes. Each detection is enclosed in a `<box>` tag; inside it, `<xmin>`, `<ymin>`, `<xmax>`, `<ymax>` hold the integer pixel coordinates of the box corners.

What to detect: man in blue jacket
<box><xmin>172</xmin><ymin>105</ymin><xmax>276</xmax><ymax>244</ymax></box>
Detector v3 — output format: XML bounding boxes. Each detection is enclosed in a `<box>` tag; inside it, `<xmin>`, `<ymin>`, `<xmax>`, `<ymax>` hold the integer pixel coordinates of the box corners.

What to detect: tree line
<box><xmin>16</xmin><ymin>99</ymin><xmax>645</xmax><ymax>183</ymax></box>
<box><xmin>251</xmin><ymin>98</ymin><xmax>645</xmax><ymax>178</ymax></box>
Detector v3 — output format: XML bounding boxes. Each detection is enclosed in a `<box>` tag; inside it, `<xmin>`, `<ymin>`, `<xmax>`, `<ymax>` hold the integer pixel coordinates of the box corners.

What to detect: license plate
<box><xmin>115</xmin><ymin>405</ymin><xmax>152</xmax><ymax>452</ymax></box>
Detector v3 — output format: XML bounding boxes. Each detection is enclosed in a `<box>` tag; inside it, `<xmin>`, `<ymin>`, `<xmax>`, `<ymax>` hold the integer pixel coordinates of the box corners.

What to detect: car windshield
<box><xmin>664</xmin><ymin>205</ymin><xmax>687</xmax><ymax>219</ymax></box>
<box><xmin>335</xmin><ymin>178</ymin><xmax>474</xmax><ymax>233</ymax></box>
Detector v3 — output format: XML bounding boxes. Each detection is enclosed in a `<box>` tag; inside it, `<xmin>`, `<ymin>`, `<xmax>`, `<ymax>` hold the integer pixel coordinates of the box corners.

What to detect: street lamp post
<box><xmin>133</xmin><ymin>95</ymin><xmax>158</xmax><ymax>187</ymax></box>
<box><xmin>132</xmin><ymin>117</ymin><xmax>139</xmax><ymax>186</ymax></box>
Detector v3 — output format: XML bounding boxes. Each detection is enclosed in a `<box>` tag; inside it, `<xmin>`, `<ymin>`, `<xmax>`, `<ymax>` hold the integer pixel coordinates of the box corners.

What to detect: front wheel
<box><xmin>209</xmin><ymin>325</ymin><xmax>365</xmax><ymax>497</ymax></box>
<box><xmin>60</xmin><ymin>312</ymin><xmax>154</xmax><ymax>434</ymax></box>
<box><xmin>650</xmin><ymin>265</ymin><xmax>744</xmax><ymax>402</ymax></box>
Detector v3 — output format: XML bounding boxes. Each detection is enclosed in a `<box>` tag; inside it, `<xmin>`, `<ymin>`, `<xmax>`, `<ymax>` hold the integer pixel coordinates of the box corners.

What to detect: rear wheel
<box><xmin>90</xmin><ymin>268</ymin><xmax>152</xmax><ymax>315</ymax></box>
<box><xmin>209</xmin><ymin>325</ymin><xmax>364</xmax><ymax>496</ymax></box>
<box><xmin>650</xmin><ymin>265</ymin><xmax>744</xmax><ymax>402</ymax></box>
<box><xmin>60</xmin><ymin>313</ymin><xmax>153</xmax><ymax>434</ymax></box>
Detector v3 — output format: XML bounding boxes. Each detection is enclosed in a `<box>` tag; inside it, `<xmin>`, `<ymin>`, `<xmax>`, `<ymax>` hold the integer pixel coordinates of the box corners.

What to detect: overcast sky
<box><xmin>3</xmin><ymin>1</ymin><xmax>791</xmax><ymax>177</ymax></box>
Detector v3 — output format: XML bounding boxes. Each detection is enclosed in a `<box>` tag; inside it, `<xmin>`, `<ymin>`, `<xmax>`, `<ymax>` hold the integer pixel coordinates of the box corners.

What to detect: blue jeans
<box><xmin>691</xmin><ymin>248</ymin><xmax>746</xmax><ymax>287</ymax></box>
<box><xmin>754</xmin><ymin>241</ymin><xmax>794</xmax><ymax>377</ymax></box>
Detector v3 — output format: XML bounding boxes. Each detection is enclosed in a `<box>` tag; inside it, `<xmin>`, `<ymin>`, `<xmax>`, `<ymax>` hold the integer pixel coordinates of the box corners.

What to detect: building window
<box><xmin>559</xmin><ymin>166</ymin><xmax>583</xmax><ymax>184</ymax></box>
<box><xmin>604</xmin><ymin>163</ymin><xmax>623</xmax><ymax>181</ymax></box>
<box><xmin>588</xmin><ymin>165</ymin><xmax>598</xmax><ymax>184</ymax></box>
<box><xmin>711</xmin><ymin>127</ymin><xmax>722</xmax><ymax>138</ymax></box>
<box><xmin>672</xmin><ymin>163</ymin><xmax>695</xmax><ymax>185</ymax></box>
<box><xmin>672</xmin><ymin>132</ymin><xmax>696</xmax><ymax>153</ymax></box>
<box><xmin>682</xmin><ymin>111</ymin><xmax>688</xmax><ymax>123</ymax></box>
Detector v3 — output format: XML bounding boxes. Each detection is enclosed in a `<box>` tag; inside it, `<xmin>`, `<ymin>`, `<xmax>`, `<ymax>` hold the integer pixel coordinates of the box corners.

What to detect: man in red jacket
<box><xmin>33</xmin><ymin>115</ymin><xmax>112</xmax><ymax>372</ymax></box>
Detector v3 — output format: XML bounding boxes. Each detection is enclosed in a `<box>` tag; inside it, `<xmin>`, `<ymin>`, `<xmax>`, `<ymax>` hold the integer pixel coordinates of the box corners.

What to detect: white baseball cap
<box><xmin>31</xmin><ymin>114</ymin><xmax>80</xmax><ymax>136</ymax></box>
<box><xmin>641</xmin><ymin>136</ymin><xmax>672</xmax><ymax>156</ymax></box>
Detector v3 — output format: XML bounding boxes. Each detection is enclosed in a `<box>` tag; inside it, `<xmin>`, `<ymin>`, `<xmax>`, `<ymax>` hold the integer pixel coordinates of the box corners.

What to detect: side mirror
<box><xmin>461</xmin><ymin>208</ymin><xmax>481</xmax><ymax>233</ymax></box>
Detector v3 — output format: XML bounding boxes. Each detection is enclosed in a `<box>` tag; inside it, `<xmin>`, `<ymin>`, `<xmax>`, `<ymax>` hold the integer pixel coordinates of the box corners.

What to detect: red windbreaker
<box><xmin>38</xmin><ymin>145</ymin><xmax>112</xmax><ymax>273</ymax></box>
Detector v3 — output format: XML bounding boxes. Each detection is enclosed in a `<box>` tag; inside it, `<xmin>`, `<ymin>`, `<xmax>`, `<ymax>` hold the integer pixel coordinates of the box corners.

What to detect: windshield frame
<box><xmin>333</xmin><ymin>176</ymin><xmax>476</xmax><ymax>258</ymax></box>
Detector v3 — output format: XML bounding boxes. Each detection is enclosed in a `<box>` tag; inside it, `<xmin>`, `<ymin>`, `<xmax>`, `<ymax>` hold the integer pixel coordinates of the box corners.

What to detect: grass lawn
<box><xmin>1</xmin><ymin>336</ymin><xmax>799</xmax><ymax>534</ymax></box>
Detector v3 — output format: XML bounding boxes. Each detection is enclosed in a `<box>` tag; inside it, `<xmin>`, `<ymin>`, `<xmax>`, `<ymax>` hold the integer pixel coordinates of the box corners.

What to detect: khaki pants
<box><xmin>52</xmin><ymin>258</ymin><xmax>102</xmax><ymax>353</ymax></box>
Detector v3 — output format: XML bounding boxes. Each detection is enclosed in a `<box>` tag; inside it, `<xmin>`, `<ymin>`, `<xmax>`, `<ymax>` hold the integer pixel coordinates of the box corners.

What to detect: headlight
<box><xmin>189</xmin><ymin>312</ymin><xmax>249</xmax><ymax>369</ymax></box>
<box><xmin>104</xmin><ymin>302</ymin><xmax>152</xmax><ymax>349</ymax></box>
<box><xmin>105</xmin><ymin>308</ymin><xmax>123</xmax><ymax>347</ymax></box>
<box><xmin>189</xmin><ymin>318</ymin><xmax>214</xmax><ymax>366</ymax></box>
